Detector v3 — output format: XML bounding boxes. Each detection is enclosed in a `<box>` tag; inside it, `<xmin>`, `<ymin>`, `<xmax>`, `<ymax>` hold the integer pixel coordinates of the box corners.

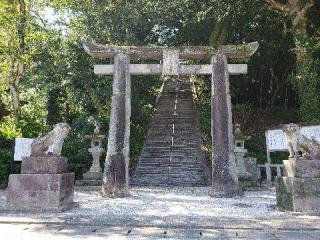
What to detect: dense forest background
<box><xmin>0</xmin><ymin>0</ymin><xmax>319</xmax><ymax>185</ymax></box>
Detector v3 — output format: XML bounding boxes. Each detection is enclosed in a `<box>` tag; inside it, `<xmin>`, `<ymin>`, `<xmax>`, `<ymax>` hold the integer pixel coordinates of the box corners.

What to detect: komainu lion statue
<box><xmin>283</xmin><ymin>123</ymin><xmax>320</xmax><ymax>160</ymax></box>
<box><xmin>31</xmin><ymin>123</ymin><xmax>71</xmax><ymax>156</ymax></box>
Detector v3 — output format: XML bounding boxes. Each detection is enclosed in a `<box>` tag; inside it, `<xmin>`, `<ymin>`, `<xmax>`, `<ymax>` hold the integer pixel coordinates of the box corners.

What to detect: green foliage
<box><xmin>62</xmin><ymin>116</ymin><xmax>95</xmax><ymax>180</ymax></box>
<box><xmin>294</xmin><ymin>59</ymin><xmax>320</xmax><ymax>122</ymax></box>
<box><xmin>209</xmin><ymin>18</ymin><xmax>230</xmax><ymax>47</ymax></box>
<box><xmin>129</xmin><ymin>76</ymin><xmax>161</xmax><ymax>172</ymax></box>
<box><xmin>245</xmin><ymin>150</ymin><xmax>267</xmax><ymax>164</ymax></box>
<box><xmin>0</xmin><ymin>116</ymin><xmax>21</xmax><ymax>139</ymax></box>
<box><xmin>0</xmin><ymin>149</ymin><xmax>11</xmax><ymax>185</ymax></box>
<box><xmin>233</xmin><ymin>103</ymin><xmax>253</xmax><ymax>126</ymax></box>
<box><xmin>0</xmin><ymin>0</ymin><xmax>318</xmax><ymax>183</ymax></box>
<box><xmin>47</xmin><ymin>88</ymin><xmax>68</xmax><ymax>126</ymax></box>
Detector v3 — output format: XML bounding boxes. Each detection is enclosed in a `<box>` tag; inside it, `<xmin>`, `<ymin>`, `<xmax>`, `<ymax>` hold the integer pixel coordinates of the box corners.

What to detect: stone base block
<box><xmin>83</xmin><ymin>171</ymin><xmax>102</xmax><ymax>180</ymax></box>
<box><xmin>7</xmin><ymin>173</ymin><xmax>75</xmax><ymax>211</ymax></box>
<box><xmin>240</xmin><ymin>180</ymin><xmax>258</xmax><ymax>190</ymax></box>
<box><xmin>276</xmin><ymin>177</ymin><xmax>320</xmax><ymax>214</ymax></box>
<box><xmin>21</xmin><ymin>155</ymin><xmax>68</xmax><ymax>174</ymax></box>
<box><xmin>283</xmin><ymin>160</ymin><xmax>320</xmax><ymax>178</ymax></box>
<box><xmin>75</xmin><ymin>171</ymin><xmax>102</xmax><ymax>186</ymax></box>
<box><xmin>76</xmin><ymin>179</ymin><xmax>102</xmax><ymax>186</ymax></box>
<box><xmin>244</xmin><ymin>157</ymin><xmax>258</xmax><ymax>181</ymax></box>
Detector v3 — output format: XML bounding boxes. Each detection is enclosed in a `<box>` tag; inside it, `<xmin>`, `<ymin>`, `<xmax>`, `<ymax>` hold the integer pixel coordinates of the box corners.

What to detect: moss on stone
<box><xmin>276</xmin><ymin>178</ymin><xmax>293</xmax><ymax>210</ymax></box>
<box><xmin>293</xmin><ymin>180</ymin><xmax>320</xmax><ymax>199</ymax></box>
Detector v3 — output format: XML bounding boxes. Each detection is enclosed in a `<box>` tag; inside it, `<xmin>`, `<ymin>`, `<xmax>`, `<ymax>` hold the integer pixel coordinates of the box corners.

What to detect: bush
<box><xmin>294</xmin><ymin>60</ymin><xmax>320</xmax><ymax>122</ymax></box>
<box><xmin>62</xmin><ymin>117</ymin><xmax>96</xmax><ymax>180</ymax></box>
<box><xmin>0</xmin><ymin>149</ymin><xmax>12</xmax><ymax>185</ymax></box>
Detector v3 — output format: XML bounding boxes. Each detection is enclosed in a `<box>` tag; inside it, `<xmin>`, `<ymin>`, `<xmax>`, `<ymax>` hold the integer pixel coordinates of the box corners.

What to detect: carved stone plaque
<box><xmin>162</xmin><ymin>49</ymin><xmax>180</xmax><ymax>76</ymax></box>
<box><xmin>14</xmin><ymin>138</ymin><xmax>34</xmax><ymax>161</ymax></box>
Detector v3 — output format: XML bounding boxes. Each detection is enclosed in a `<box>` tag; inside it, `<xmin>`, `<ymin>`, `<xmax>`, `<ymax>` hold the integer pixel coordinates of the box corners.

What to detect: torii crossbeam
<box><xmin>84</xmin><ymin>42</ymin><xmax>258</xmax><ymax>197</ymax></box>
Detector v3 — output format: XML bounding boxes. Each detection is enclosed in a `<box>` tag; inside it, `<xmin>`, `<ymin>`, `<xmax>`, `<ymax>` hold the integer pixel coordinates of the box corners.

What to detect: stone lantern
<box><xmin>234</xmin><ymin>124</ymin><xmax>256</xmax><ymax>181</ymax></box>
<box><xmin>77</xmin><ymin>123</ymin><xmax>105</xmax><ymax>186</ymax></box>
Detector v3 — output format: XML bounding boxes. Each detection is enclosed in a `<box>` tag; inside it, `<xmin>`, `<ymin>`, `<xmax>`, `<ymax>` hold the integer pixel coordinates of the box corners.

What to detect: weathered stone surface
<box><xmin>94</xmin><ymin>64</ymin><xmax>248</xmax><ymax>76</ymax></box>
<box><xmin>83</xmin><ymin>41</ymin><xmax>259</xmax><ymax>60</ymax></box>
<box><xmin>76</xmin><ymin>171</ymin><xmax>102</xmax><ymax>186</ymax></box>
<box><xmin>283</xmin><ymin>123</ymin><xmax>320</xmax><ymax>160</ymax></box>
<box><xmin>83</xmin><ymin>171</ymin><xmax>102</xmax><ymax>180</ymax></box>
<box><xmin>31</xmin><ymin>123</ymin><xmax>71</xmax><ymax>156</ymax></box>
<box><xmin>235</xmin><ymin>148</ymin><xmax>247</xmax><ymax>179</ymax></box>
<box><xmin>85</xmin><ymin>42</ymin><xmax>258</xmax><ymax>194</ymax></box>
<box><xmin>162</xmin><ymin>49</ymin><xmax>180</xmax><ymax>76</ymax></box>
<box><xmin>283</xmin><ymin>159</ymin><xmax>320</xmax><ymax>178</ymax></box>
<box><xmin>21</xmin><ymin>155</ymin><xmax>67</xmax><ymax>174</ymax></box>
<box><xmin>102</xmin><ymin>52</ymin><xmax>130</xmax><ymax>197</ymax></box>
<box><xmin>7</xmin><ymin>173</ymin><xmax>75</xmax><ymax>210</ymax></box>
<box><xmin>275</xmin><ymin>177</ymin><xmax>294</xmax><ymax>211</ymax></box>
<box><xmin>244</xmin><ymin>157</ymin><xmax>258</xmax><ymax>181</ymax></box>
<box><xmin>210</xmin><ymin>54</ymin><xmax>240</xmax><ymax>197</ymax></box>
<box><xmin>276</xmin><ymin>177</ymin><xmax>320</xmax><ymax>213</ymax></box>
<box><xmin>76</xmin><ymin>179</ymin><xmax>102</xmax><ymax>186</ymax></box>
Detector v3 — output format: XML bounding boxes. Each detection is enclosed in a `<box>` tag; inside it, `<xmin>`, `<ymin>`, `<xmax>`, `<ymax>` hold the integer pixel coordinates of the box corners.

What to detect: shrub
<box><xmin>62</xmin><ymin>117</ymin><xmax>95</xmax><ymax>180</ymax></box>
<box><xmin>0</xmin><ymin>149</ymin><xmax>12</xmax><ymax>185</ymax></box>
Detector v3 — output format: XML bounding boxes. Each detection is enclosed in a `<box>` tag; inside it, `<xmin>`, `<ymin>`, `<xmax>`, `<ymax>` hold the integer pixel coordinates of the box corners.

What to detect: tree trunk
<box><xmin>6</xmin><ymin>0</ymin><xmax>27</xmax><ymax>123</ymax></box>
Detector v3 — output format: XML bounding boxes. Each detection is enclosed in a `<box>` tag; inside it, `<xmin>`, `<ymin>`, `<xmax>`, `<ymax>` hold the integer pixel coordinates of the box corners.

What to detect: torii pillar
<box><xmin>84</xmin><ymin>42</ymin><xmax>258</xmax><ymax>198</ymax></box>
<box><xmin>102</xmin><ymin>52</ymin><xmax>131</xmax><ymax>197</ymax></box>
<box><xmin>209</xmin><ymin>54</ymin><xmax>240</xmax><ymax>197</ymax></box>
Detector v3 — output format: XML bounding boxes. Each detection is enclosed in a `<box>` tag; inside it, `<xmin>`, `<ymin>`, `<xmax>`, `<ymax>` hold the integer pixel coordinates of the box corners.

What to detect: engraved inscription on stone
<box><xmin>162</xmin><ymin>49</ymin><xmax>180</xmax><ymax>76</ymax></box>
<box><xmin>14</xmin><ymin>138</ymin><xmax>55</xmax><ymax>161</ymax></box>
<box><xmin>14</xmin><ymin>138</ymin><xmax>34</xmax><ymax>161</ymax></box>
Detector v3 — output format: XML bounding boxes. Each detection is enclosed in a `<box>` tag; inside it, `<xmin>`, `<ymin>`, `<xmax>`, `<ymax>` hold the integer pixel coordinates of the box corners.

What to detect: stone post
<box><xmin>276</xmin><ymin>165</ymin><xmax>282</xmax><ymax>177</ymax></box>
<box><xmin>102</xmin><ymin>52</ymin><xmax>131</xmax><ymax>197</ymax></box>
<box><xmin>265</xmin><ymin>163</ymin><xmax>272</xmax><ymax>183</ymax></box>
<box><xmin>209</xmin><ymin>54</ymin><xmax>240</xmax><ymax>197</ymax></box>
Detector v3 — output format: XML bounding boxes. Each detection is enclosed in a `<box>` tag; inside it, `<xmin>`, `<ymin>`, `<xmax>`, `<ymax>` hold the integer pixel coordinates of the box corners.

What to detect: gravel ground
<box><xmin>1</xmin><ymin>187</ymin><xmax>320</xmax><ymax>239</ymax></box>
<box><xmin>0</xmin><ymin>186</ymin><xmax>319</xmax><ymax>230</ymax></box>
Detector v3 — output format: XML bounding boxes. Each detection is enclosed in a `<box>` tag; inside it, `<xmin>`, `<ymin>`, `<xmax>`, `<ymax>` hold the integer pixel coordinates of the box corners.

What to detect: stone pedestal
<box><xmin>283</xmin><ymin>159</ymin><xmax>320</xmax><ymax>178</ymax></box>
<box><xmin>7</xmin><ymin>173</ymin><xmax>75</xmax><ymax>211</ymax></box>
<box><xmin>244</xmin><ymin>157</ymin><xmax>258</xmax><ymax>180</ymax></box>
<box><xmin>6</xmin><ymin>155</ymin><xmax>76</xmax><ymax>212</ymax></box>
<box><xmin>234</xmin><ymin>148</ymin><xmax>247</xmax><ymax>179</ymax></box>
<box><xmin>276</xmin><ymin>159</ymin><xmax>320</xmax><ymax>214</ymax></box>
<box><xmin>21</xmin><ymin>155</ymin><xmax>68</xmax><ymax>174</ymax></box>
<box><xmin>77</xmin><ymin>171</ymin><xmax>102</xmax><ymax>186</ymax></box>
<box><xmin>239</xmin><ymin>157</ymin><xmax>258</xmax><ymax>189</ymax></box>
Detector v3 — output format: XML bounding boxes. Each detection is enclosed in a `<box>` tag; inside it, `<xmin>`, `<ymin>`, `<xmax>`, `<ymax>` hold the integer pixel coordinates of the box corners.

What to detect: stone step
<box><xmin>144</xmin><ymin>144</ymin><xmax>200</xmax><ymax>148</ymax></box>
<box><xmin>131</xmin><ymin>79</ymin><xmax>209</xmax><ymax>187</ymax></box>
<box><xmin>75</xmin><ymin>179</ymin><xmax>102</xmax><ymax>186</ymax></box>
<box><xmin>141</xmin><ymin>153</ymin><xmax>201</xmax><ymax>159</ymax></box>
<box><xmin>138</xmin><ymin>159</ymin><xmax>204</xmax><ymax>165</ymax></box>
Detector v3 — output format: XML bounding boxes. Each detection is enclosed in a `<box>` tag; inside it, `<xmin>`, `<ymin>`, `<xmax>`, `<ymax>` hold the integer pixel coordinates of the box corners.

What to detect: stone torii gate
<box><xmin>84</xmin><ymin>42</ymin><xmax>258</xmax><ymax>197</ymax></box>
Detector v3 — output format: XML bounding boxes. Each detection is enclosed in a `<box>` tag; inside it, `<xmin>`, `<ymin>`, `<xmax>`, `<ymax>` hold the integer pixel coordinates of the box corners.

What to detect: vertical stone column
<box><xmin>102</xmin><ymin>52</ymin><xmax>131</xmax><ymax>197</ymax></box>
<box><xmin>265</xmin><ymin>162</ymin><xmax>272</xmax><ymax>183</ymax></box>
<box><xmin>209</xmin><ymin>54</ymin><xmax>241</xmax><ymax>197</ymax></box>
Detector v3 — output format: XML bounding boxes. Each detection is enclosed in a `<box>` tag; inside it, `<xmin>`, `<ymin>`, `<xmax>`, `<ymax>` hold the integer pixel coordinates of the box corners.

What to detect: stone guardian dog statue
<box><xmin>283</xmin><ymin>123</ymin><xmax>320</xmax><ymax>160</ymax></box>
<box><xmin>31</xmin><ymin>123</ymin><xmax>71</xmax><ymax>156</ymax></box>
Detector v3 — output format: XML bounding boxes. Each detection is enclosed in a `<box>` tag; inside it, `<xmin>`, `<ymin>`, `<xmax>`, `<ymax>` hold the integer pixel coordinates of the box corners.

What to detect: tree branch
<box><xmin>301</xmin><ymin>0</ymin><xmax>315</xmax><ymax>15</ymax></box>
<box><xmin>266</xmin><ymin>0</ymin><xmax>290</xmax><ymax>13</ymax></box>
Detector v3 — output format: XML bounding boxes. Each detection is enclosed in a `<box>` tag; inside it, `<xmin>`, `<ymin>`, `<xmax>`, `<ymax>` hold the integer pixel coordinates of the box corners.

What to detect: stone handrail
<box><xmin>257</xmin><ymin>163</ymin><xmax>283</xmax><ymax>182</ymax></box>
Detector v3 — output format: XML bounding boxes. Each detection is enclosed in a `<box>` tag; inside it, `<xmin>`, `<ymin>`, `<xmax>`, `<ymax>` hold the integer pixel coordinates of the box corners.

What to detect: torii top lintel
<box><xmin>83</xmin><ymin>41</ymin><xmax>259</xmax><ymax>60</ymax></box>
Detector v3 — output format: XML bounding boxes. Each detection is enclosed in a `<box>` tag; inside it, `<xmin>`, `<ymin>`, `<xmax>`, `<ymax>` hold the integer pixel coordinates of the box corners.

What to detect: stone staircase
<box><xmin>131</xmin><ymin>79</ymin><xmax>210</xmax><ymax>186</ymax></box>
